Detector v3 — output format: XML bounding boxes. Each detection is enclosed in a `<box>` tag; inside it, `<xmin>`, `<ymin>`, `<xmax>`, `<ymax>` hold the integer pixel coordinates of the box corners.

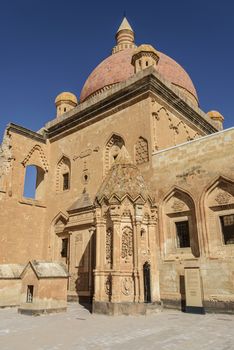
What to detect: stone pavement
<box><xmin>0</xmin><ymin>303</ymin><xmax>234</xmax><ymax>350</ymax></box>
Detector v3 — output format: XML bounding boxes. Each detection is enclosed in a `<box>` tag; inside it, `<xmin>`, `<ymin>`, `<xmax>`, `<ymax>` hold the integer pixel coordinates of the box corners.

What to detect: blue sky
<box><xmin>0</xmin><ymin>0</ymin><xmax>233</xmax><ymax>141</ymax></box>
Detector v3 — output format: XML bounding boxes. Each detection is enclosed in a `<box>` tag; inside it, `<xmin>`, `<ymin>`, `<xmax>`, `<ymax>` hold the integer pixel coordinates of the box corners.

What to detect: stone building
<box><xmin>0</xmin><ymin>17</ymin><xmax>233</xmax><ymax>315</ymax></box>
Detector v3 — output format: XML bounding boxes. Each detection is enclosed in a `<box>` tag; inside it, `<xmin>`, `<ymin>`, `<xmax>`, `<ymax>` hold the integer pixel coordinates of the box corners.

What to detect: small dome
<box><xmin>133</xmin><ymin>44</ymin><xmax>158</xmax><ymax>56</ymax></box>
<box><xmin>207</xmin><ymin>110</ymin><xmax>224</xmax><ymax>121</ymax></box>
<box><xmin>55</xmin><ymin>92</ymin><xmax>78</xmax><ymax>106</ymax></box>
<box><xmin>80</xmin><ymin>49</ymin><xmax>198</xmax><ymax>105</ymax></box>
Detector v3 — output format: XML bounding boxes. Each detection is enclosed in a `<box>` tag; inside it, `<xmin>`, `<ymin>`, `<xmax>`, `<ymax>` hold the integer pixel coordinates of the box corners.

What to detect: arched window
<box><xmin>162</xmin><ymin>188</ymin><xmax>199</xmax><ymax>258</ymax></box>
<box><xmin>56</xmin><ymin>156</ymin><xmax>71</xmax><ymax>192</ymax></box>
<box><xmin>104</xmin><ymin>134</ymin><xmax>125</xmax><ymax>175</ymax></box>
<box><xmin>204</xmin><ymin>178</ymin><xmax>234</xmax><ymax>249</ymax></box>
<box><xmin>135</xmin><ymin>137</ymin><xmax>149</xmax><ymax>165</ymax></box>
<box><xmin>23</xmin><ymin>165</ymin><xmax>45</xmax><ymax>200</ymax></box>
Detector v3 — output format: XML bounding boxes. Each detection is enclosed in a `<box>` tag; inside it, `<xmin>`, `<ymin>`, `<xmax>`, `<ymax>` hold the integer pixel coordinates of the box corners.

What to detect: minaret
<box><xmin>112</xmin><ymin>17</ymin><xmax>137</xmax><ymax>54</ymax></box>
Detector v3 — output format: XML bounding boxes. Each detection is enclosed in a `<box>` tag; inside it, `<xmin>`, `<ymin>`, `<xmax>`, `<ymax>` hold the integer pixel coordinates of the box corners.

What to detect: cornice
<box><xmin>46</xmin><ymin>67</ymin><xmax>218</xmax><ymax>139</ymax></box>
<box><xmin>7</xmin><ymin>123</ymin><xmax>47</xmax><ymax>143</ymax></box>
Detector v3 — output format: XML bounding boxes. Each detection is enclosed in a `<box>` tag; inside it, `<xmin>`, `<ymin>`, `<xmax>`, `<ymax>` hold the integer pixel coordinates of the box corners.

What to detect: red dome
<box><xmin>80</xmin><ymin>48</ymin><xmax>198</xmax><ymax>103</ymax></box>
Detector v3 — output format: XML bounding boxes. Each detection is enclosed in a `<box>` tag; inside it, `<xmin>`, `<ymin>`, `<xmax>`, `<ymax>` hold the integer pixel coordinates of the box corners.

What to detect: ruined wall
<box><xmin>0</xmin><ymin>128</ymin><xmax>49</xmax><ymax>264</ymax></box>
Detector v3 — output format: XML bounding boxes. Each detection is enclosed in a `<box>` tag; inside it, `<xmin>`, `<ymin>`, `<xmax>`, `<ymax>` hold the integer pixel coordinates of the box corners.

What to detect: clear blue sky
<box><xmin>0</xmin><ymin>0</ymin><xmax>233</xmax><ymax>141</ymax></box>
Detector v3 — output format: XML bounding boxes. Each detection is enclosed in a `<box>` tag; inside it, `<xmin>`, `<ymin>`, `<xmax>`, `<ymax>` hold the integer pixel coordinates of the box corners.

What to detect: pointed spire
<box><xmin>117</xmin><ymin>17</ymin><xmax>133</xmax><ymax>33</ymax></box>
<box><xmin>112</xmin><ymin>17</ymin><xmax>136</xmax><ymax>54</ymax></box>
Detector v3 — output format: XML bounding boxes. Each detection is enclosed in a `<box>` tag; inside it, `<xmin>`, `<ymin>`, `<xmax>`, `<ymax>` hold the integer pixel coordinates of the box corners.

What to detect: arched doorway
<box><xmin>143</xmin><ymin>262</ymin><xmax>151</xmax><ymax>303</ymax></box>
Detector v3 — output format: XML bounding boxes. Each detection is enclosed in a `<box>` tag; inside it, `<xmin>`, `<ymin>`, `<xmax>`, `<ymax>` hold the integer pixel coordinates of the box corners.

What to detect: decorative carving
<box><xmin>106</xmin><ymin>228</ymin><xmax>112</xmax><ymax>265</ymax></box>
<box><xmin>73</xmin><ymin>146</ymin><xmax>100</xmax><ymax>161</ymax></box>
<box><xmin>121</xmin><ymin>277</ymin><xmax>133</xmax><ymax>296</ymax></box>
<box><xmin>121</xmin><ymin>226</ymin><xmax>133</xmax><ymax>262</ymax></box>
<box><xmin>22</xmin><ymin>144</ymin><xmax>49</xmax><ymax>172</ymax></box>
<box><xmin>176</xmin><ymin>166</ymin><xmax>204</xmax><ymax>183</ymax></box>
<box><xmin>135</xmin><ymin>137</ymin><xmax>149</xmax><ymax>165</ymax></box>
<box><xmin>215</xmin><ymin>190</ymin><xmax>232</xmax><ymax>205</ymax></box>
<box><xmin>105</xmin><ymin>275</ymin><xmax>112</xmax><ymax>296</ymax></box>
<box><xmin>171</xmin><ymin>199</ymin><xmax>186</xmax><ymax>212</ymax></box>
<box><xmin>55</xmin><ymin>156</ymin><xmax>70</xmax><ymax>192</ymax></box>
<box><xmin>104</xmin><ymin>134</ymin><xmax>124</xmax><ymax>174</ymax></box>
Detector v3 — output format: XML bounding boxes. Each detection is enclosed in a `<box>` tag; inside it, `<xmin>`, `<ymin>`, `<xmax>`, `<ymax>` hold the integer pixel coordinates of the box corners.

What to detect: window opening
<box><xmin>64</xmin><ymin>107</ymin><xmax>66</xmax><ymax>112</ymax></box>
<box><xmin>176</xmin><ymin>221</ymin><xmax>190</xmax><ymax>248</ymax></box>
<box><xmin>146</xmin><ymin>61</ymin><xmax>149</xmax><ymax>66</ymax></box>
<box><xmin>63</xmin><ymin>173</ymin><xmax>69</xmax><ymax>191</ymax></box>
<box><xmin>61</xmin><ymin>238</ymin><xmax>68</xmax><ymax>257</ymax></box>
<box><xmin>23</xmin><ymin>165</ymin><xmax>45</xmax><ymax>199</ymax></box>
<box><xmin>220</xmin><ymin>214</ymin><xmax>234</xmax><ymax>244</ymax></box>
<box><xmin>26</xmin><ymin>285</ymin><xmax>34</xmax><ymax>303</ymax></box>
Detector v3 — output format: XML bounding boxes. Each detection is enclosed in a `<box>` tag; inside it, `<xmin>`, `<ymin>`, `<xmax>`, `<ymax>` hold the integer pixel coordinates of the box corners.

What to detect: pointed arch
<box><xmin>104</xmin><ymin>133</ymin><xmax>125</xmax><ymax>175</ymax></box>
<box><xmin>22</xmin><ymin>144</ymin><xmax>49</xmax><ymax>172</ymax></box>
<box><xmin>202</xmin><ymin>176</ymin><xmax>234</xmax><ymax>249</ymax></box>
<box><xmin>160</xmin><ymin>186</ymin><xmax>200</xmax><ymax>258</ymax></box>
<box><xmin>152</xmin><ymin>106</ymin><xmax>175</xmax><ymax>150</ymax></box>
<box><xmin>135</xmin><ymin>136</ymin><xmax>149</xmax><ymax>165</ymax></box>
<box><xmin>56</xmin><ymin>155</ymin><xmax>71</xmax><ymax>192</ymax></box>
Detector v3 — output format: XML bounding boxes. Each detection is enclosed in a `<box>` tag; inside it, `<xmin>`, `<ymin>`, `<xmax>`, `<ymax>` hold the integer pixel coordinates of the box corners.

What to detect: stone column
<box><xmin>135</xmin><ymin>204</ymin><xmax>143</xmax><ymax>302</ymax></box>
<box><xmin>88</xmin><ymin>226</ymin><xmax>95</xmax><ymax>296</ymax></box>
<box><xmin>110</xmin><ymin>214</ymin><xmax>121</xmax><ymax>303</ymax></box>
<box><xmin>148</xmin><ymin>218</ymin><xmax>160</xmax><ymax>302</ymax></box>
<box><xmin>93</xmin><ymin>208</ymin><xmax>106</xmax><ymax>302</ymax></box>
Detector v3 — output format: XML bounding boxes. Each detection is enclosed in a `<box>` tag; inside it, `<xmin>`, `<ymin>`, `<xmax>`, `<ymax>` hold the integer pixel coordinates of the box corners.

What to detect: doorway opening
<box><xmin>143</xmin><ymin>262</ymin><xmax>151</xmax><ymax>303</ymax></box>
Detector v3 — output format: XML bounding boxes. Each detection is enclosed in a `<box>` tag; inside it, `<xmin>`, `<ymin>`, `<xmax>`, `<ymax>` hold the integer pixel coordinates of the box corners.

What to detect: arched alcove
<box><xmin>56</xmin><ymin>155</ymin><xmax>71</xmax><ymax>192</ymax></box>
<box><xmin>161</xmin><ymin>188</ymin><xmax>200</xmax><ymax>258</ymax></box>
<box><xmin>204</xmin><ymin>177</ymin><xmax>234</xmax><ymax>250</ymax></box>
<box><xmin>104</xmin><ymin>134</ymin><xmax>125</xmax><ymax>174</ymax></box>
<box><xmin>135</xmin><ymin>136</ymin><xmax>149</xmax><ymax>165</ymax></box>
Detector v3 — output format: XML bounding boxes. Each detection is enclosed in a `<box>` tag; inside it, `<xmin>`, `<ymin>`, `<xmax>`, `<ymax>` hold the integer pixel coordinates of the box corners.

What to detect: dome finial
<box><xmin>117</xmin><ymin>17</ymin><xmax>133</xmax><ymax>33</ymax></box>
<box><xmin>112</xmin><ymin>17</ymin><xmax>136</xmax><ymax>54</ymax></box>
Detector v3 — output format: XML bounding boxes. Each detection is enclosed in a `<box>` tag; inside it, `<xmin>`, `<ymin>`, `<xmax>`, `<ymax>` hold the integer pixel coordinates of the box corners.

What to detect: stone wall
<box><xmin>151</xmin><ymin>127</ymin><xmax>234</xmax><ymax>312</ymax></box>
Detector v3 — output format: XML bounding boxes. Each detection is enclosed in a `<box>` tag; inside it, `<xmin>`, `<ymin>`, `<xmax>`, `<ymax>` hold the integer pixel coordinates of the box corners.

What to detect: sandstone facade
<box><xmin>0</xmin><ymin>18</ymin><xmax>233</xmax><ymax>315</ymax></box>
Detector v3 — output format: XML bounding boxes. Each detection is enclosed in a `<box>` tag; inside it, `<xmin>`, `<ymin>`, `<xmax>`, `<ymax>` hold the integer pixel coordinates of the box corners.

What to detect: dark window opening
<box><xmin>176</xmin><ymin>221</ymin><xmax>190</xmax><ymax>248</ymax></box>
<box><xmin>84</xmin><ymin>174</ymin><xmax>88</xmax><ymax>181</ymax></box>
<box><xmin>61</xmin><ymin>238</ymin><xmax>68</xmax><ymax>258</ymax></box>
<box><xmin>63</xmin><ymin>173</ymin><xmax>69</xmax><ymax>191</ymax></box>
<box><xmin>146</xmin><ymin>61</ymin><xmax>149</xmax><ymax>66</ymax></box>
<box><xmin>220</xmin><ymin>214</ymin><xmax>234</xmax><ymax>244</ymax></box>
<box><xmin>64</xmin><ymin>107</ymin><xmax>66</xmax><ymax>112</ymax></box>
<box><xmin>26</xmin><ymin>285</ymin><xmax>34</xmax><ymax>303</ymax></box>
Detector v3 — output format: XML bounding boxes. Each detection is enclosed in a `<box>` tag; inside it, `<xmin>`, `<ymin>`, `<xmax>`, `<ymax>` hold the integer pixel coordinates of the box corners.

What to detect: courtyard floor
<box><xmin>0</xmin><ymin>303</ymin><xmax>234</xmax><ymax>350</ymax></box>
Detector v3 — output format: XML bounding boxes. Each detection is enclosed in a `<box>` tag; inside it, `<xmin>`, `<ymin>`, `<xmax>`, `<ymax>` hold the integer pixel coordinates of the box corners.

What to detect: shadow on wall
<box><xmin>73</xmin><ymin>233</ymin><xmax>95</xmax><ymax>313</ymax></box>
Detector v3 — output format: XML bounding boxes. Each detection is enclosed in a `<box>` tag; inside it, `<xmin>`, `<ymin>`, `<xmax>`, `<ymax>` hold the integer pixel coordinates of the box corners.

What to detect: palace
<box><xmin>0</xmin><ymin>18</ymin><xmax>234</xmax><ymax>315</ymax></box>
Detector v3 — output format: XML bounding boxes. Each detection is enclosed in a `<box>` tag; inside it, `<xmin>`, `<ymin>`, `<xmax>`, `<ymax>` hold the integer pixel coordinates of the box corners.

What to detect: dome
<box><xmin>207</xmin><ymin>110</ymin><xmax>224</xmax><ymax>121</ymax></box>
<box><xmin>55</xmin><ymin>92</ymin><xmax>78</xmax><ymax>106</ymax></box>
<box><xmin>80</xmin><ymin>48</ymin><xmax>198</xmax><ymax>104</ymax></box>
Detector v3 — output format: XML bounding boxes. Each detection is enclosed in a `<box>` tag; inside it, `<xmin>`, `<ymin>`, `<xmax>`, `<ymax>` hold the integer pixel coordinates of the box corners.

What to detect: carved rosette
<box><xmin>171</xmin><ymin>199</ymin><xmax>185</xmax><ymax>212</ymax></box>
<box><xmin>215</xmin><ymin>190</ymin><xmax>232</xmax><ymax>205</ymax></box>
<box><xmin>121</xmin><ymin>277</ymin><xmax>133</xmax><ymax>296</ymax></box>
<box><xmin>121</xmin><ymin>227</ymin><xmax>133</xmax><ymax>263</ymax></box>
<box><xmin>106</xmin><ymin>228</ymin><xmax>112</xmax><ymax>265</ymax></box>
